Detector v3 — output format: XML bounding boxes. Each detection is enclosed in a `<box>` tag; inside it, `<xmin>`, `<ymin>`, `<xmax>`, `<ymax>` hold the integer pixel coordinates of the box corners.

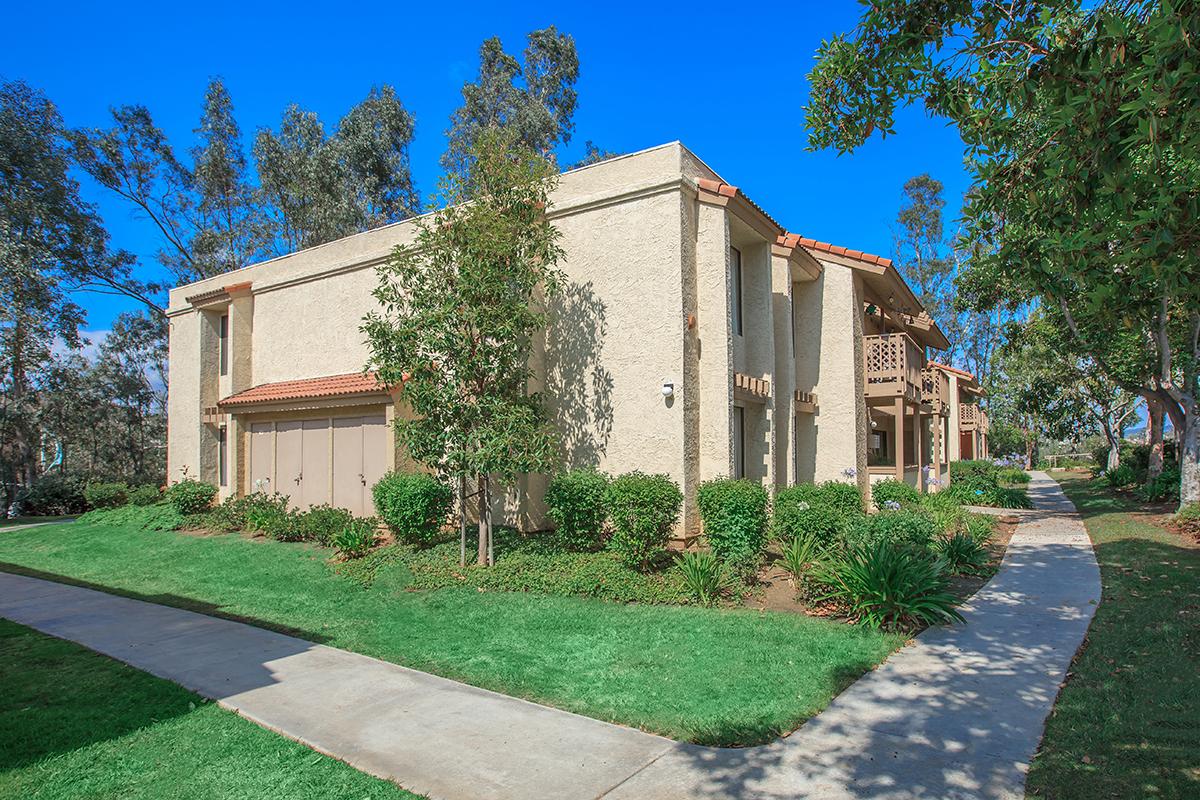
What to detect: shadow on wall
<box><xmin>545</xmin><ymin>281</ymin><xmax>614</xmax><ymax>469</ymax></box>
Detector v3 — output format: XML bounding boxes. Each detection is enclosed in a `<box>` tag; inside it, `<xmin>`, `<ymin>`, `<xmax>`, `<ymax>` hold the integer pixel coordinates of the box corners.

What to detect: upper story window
<box><xmin>219</xmin><ymin>313</ymin><xmax>229</xmax><ymax>376</ymax></box>
<box><xmin>730</xmin><ymin>246</ymin><xmax>743</xmax><ymax>336</ymax></box>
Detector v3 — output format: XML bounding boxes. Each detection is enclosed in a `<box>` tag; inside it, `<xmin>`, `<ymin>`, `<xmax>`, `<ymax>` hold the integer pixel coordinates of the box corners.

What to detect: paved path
<box><xmin>0</xmin><ymin>472</ymin><xmax>1098</xmax><ymax>799</ymax></box>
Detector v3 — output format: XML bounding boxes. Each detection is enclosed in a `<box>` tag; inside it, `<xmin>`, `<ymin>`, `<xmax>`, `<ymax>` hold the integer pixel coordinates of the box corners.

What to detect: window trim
<box><xmin>218</xmin><ymin>313</ymin><xmax>229</xmax><ymax>377</ymax></box>
<box><xmin>730</xmin><ymin>246</ymin><xmax>743</xmax><ymax>336</ymax></box>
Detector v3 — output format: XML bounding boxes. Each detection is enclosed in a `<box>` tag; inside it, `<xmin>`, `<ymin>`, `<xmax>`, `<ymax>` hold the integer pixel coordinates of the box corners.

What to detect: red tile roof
<box><xmin>795</xmin><ymin>237</ymin><xmax>893</xmax><ymax>268</ymax></box>
<box><xmin>928</xmin><ymin>361</ymin><xmax>977</xmax><ymax>380</ymax></box>
<box><xmin>219</xmin><ymin>372</ymin><xmax>387</xmax><ymax>407</ymax></box>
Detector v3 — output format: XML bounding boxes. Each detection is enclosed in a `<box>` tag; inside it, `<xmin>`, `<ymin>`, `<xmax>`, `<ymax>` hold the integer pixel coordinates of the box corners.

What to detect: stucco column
<box><xmin>932</xmin><ymin>413</ymin><xmax>942</xmax><ymax>489</ymax></box>
<box><xmin>770</xmin><ymin>254</ymin><xmax>796</xmax><ymax>489</ymax></box>
<box><xmin>894</xmin><ymin>397</ymin><xmax>906</xmax><ymax>482</ymax></box>
<box><xmin>695</xmin><ymin>199</ymin><xmax>734</xmax><ymax>482</ymax></box>
<box><xmin>947</xmin><ymin>374</ymin><xmax>962</xmax><ymax>462</ymax></box>
<box><xmin>915</xmin><ymin>410</ymin><xmax>926</xmax><ymax>491</ymax></box>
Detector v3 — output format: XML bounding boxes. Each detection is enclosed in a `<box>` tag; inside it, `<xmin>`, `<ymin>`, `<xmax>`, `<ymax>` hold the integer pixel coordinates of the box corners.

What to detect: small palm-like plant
<box><xmin>813</xmin><ymin>543</ymin><xmax>963</xmax><ymax>632</ymax></box>
<box><xmin>780</xmin><ymin>535</ymin><xmax>822</xmax><ymax>583</ymax></box>
<box><xmin>935</xmin><ymin>531</ymin><xmax>989</xmax><ymax>576</ymax></box>
<box><xmin>676</xmin><ymin>550</ymin><xmax>723</xmax><ymax>605</ymax></box>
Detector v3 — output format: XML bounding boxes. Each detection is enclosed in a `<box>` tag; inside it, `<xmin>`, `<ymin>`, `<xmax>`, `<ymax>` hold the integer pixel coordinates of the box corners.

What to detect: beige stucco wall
<box><xmin>793</xmin><ymin>260</ymin><xmax>870</xmax><ymax>502</ymax></box>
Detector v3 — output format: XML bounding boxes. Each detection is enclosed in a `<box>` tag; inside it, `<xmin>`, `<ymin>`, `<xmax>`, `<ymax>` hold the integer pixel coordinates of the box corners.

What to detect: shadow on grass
<box><xmin>0</xmin><ymin>563</ymin><xmax>330</xmax><ymax>644</ymax></box>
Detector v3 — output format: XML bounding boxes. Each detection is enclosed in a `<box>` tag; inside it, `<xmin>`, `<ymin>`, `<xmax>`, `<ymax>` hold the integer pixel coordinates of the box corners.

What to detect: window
<box><xmin>730</xmin><ymin>246</ymin><xmax>743</xmax><ymax>336</ymax></box>
<box><xmin>218</xmin><ymin>426</ymin><xmax>228</xmax><ymax>487</ymax></box>
<box><xmin>219</xmin><ymin>314</ymin><xmax>229</xmax><ymax>376</ymax></box>
<box><xmin>733</xmin><ymin>406</ymin><xmax>745</xmax><ymax>479</ymax></box>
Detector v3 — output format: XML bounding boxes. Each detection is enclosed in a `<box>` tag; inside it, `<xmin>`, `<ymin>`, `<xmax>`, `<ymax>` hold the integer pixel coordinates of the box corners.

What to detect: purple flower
<box><xmin>883</xmin><ymin>500</ymin><xmax>901</xmax><ymax>511</ymax></box>
<box><xmin>842</xmin><ymin>467</ymin><xmax>857</xmax><ymax>478</ymax></box>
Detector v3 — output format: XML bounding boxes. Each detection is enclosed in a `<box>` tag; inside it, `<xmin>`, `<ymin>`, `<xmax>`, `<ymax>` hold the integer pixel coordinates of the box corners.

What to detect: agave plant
<box><xmin>813</xmin><ymin>542</ymin><xmax>964</xmax><ymax>632</ymax></box>
<box><xmin>676</xmin><ymin>550</ymin><xmax>723</xmax><ymax>605</ymax></box>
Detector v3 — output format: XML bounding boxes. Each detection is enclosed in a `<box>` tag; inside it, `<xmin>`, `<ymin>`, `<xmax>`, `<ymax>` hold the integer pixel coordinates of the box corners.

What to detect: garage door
<box><xmin>251</xmin><ymin>414</ymin><xmax>388</xmax><ymax>515</ymax></box>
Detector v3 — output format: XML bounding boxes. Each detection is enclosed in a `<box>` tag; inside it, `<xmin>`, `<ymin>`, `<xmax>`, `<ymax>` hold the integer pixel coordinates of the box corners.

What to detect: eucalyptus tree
<box><xmin>806</xmin><ymin>0</ymin><xmax>1200</xmax><ymax>506</ymax></box>
<box><xmin>443</xmin><ymin>26</ymin><xmax>579</xmax><ymax>172</ymax></box>
<box><xmin>364</xmin><ymin>130</ymin><xmax>564</xmax><ymax>565</ymax></box>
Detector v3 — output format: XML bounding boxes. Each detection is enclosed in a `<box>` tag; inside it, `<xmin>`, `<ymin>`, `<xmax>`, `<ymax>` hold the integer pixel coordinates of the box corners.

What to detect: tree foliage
<box><xmin>443</xmin><ymin>27</ymin><xmax>579</xmax><ymax>173</ymax></box>
<box><xmin>364</xmin><ymin>129</ymin><xmax>565</xmax><ymax>564</ymax></box>
<box><xmin>807</xmin><ymin>0</ymin><xmax>1200</xmax><ymax>505</ymax></box>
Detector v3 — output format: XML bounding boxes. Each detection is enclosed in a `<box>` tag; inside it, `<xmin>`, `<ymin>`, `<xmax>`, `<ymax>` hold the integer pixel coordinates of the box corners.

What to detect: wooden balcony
<box><xmin>863</xmin><ymin>333</ymin><xmax>925</xmax><ymax>403</ymax></box>
<box><xmin>922</xmin><ymin>366</ymin><xmax>951</xmax><ymax>416</ymax></box>
<box><xmin>960</xmin><ymin>403</ymin><xmax>981</xmax><ymax>431</ymax></box>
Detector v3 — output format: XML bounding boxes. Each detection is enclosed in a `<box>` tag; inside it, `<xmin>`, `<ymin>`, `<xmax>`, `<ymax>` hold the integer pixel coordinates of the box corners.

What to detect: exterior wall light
<box><xmin>661</xmin><ymin>381</ymin><xmax>674</xmax><ymax>398</ymax></box>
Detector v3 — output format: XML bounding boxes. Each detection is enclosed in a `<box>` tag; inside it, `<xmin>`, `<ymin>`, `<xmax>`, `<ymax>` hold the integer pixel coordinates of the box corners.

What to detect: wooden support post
<box><xmin>932</xmin><ymin>416</ymin><xmax>942</xmax><ymax>489</ymax></box>
<box><xmin>916</xmin><ymin>411</ymin><xmax>926</xmax><ymax>492</ymax></box>
<box><xmin>894</xmin><ymin>397</ymin><xmax>905</xmax><ymax>482</ymax></box>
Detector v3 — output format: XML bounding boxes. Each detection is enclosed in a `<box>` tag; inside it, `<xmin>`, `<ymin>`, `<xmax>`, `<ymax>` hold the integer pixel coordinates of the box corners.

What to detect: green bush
<box><xmin>697</xmin><ymin>478</ymin><xmax>769</xmax><ymax>577</ymax></box>
<box><xmin>919</xmin><ymin>490</ymin><xmax>969</xmax><ymax>535</ymax></box>
<box><xmin>847</xmin><ymin>509</ymin><xmax>937</xmax><ymax>553</ymax></box>
<box><xmin>813</xmin><ymin>542</ymin><xmax>963</xmax><ymax>631</ymax></box>
<box><xmin>676</xmin><ymin>550</ymin><xmax>723</xmax><ymax>605</ymax></box>
<box><xmin>545</xmin><ymin>469</ymin><xmax>610</xmax><ymax>551</ymax></box>
<box><xmin>127</xmin><ymin>484</ymin><xmax>162</xmax><ymax>506</ymax></box>
<box><xmin>16</xmin><ymin>473</ymin><xmax>89</xmax><ymax>515</ymax></box>
<box><xmin>997</xmin><ymin>467</ymin><xmax>1031</xmax><ymax>484</ymax></box>
<box><xmin>872</xmin><ymin>479</ymin><xmax>921</xmax><ymax>509</ymax></box>
<box><xmin>333</xmin><ymin>518</ymin><xmax>378</xmax><ymax>558</ymax></box>
<box><xmin>297</xmin><ymin>505</ymin><xmax>355</xmax><ymax>546</ymax></box>
<box><xmin>1177</xmin><ymin>502</ymin><xmax>1200</xmax><ymax>535</ymax></box>
<box><xmin>1104</xmin><ymin>464</ymin><xmax>1137</xmax><ymax>488</ymax></box>
<box><xmin>242</xmin><ymin>493</ymin><xmax>291</xmax><ymax>533</ymax></box>
<box><xmin>371</xmin><ymin>472</ymin><xmax>452</xmax><ymax>546</ymax></box>
<box><xmin>772</xmin><ymin>482</ymin><xmax>863</xmax><ymax>546</ymax></box>
<box><xmin>165</xmin><ymin>480</ymin><xmax>218</xmax><ymax>515</ymax></box>
<box><xmin>935</xmin><ymin>531</ymin><xmax>990</xmax><ymax>575</ymax></box>
<box><xmin>964</xmin><ymin>513</ymin><xmax>996</xmax><ymax>543</ymax></box>
<box><xmin>949</xmin><ymin>459</ymin><xmax>1000</xmax><ymax>491</ymax></box>
<box><xmin>83</xmin><ymin>481</ymin><xmax>128</xmax><ymax>509</ymax></box>
<box><xmin>77</xmin><ymin>503</ymin><xmax>184</xmax><ymax>532</ymax></box>
<box><xmin>260</xmin><ymin>508</ymin><xmax>304</xmax><ymax>541</ymax></box>
<box><xmin>604</xmin><ymin>471</ymin><xmax>683</xmax><ymax>569</ymax></box>
<box><xmin>1135</xmin><ymin>463</ymin><xmax>1181</xmax><ymax>503</ymax></box>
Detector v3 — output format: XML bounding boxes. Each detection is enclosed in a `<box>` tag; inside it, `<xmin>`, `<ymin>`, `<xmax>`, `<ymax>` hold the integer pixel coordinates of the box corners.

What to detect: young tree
<box><xmin>364</xmin><ymin>130</ymin><xmax>565</xmax><ymax>565</ymax></box>
<box><xmin>443</xmin><ymin>27</ymin><xmax>579</xmax><ymax>173</ymax></box>
<box><xmin>806</xmin><ymin>0</ymin><xmax>1200</xmax><ymax>506</ymax></box>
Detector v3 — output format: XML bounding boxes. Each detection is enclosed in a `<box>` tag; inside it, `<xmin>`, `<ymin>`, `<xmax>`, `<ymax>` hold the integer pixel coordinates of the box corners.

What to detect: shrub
<box><xmin>919</xmin><ymin>490</ymin><xmax>969</xmax><ymax>535</ymax></box>
<box><xmin>83</xmin><ymin>481</ymin><xmax>128</xmax><ymax>509</ymax></box>
<box><xmin>259</xmin><ymin>508</ymin><xmax>304</xmax><ymax>541</ymax></box>
<box><xmin>332</xmin><ymin>518</ymin><xmax>378</xmax><ymax>558</ymax></box>
<box><xmin>1135</xmin><ymin>463</ymin><xmax>1181</xmax><ymax>503</ymax></box>
<box><xmin>950</xmin><ymin>459</ymin><xmax>1000</xmax><ymax>491</ymax></box>
<box><xmin>241</xmin><ymin>493</ymin><xmax>292</xmax><ymax>532</ymax></box>
<box><xmin>372</xmin><ymin>472</ymin><xmax>452</xmax><ymax>546</ymax></box>
<box><xmin>697</xmin><ymin>478</ymin><xmax>769</xmax><ymax>577</ymax></box>
<box><xmin>76</xmin><ymin>503</ymin><xmax>184</xmax><ymax>532</ymax></box>
<box><xmin>997</xmin><ymin>467</ymin><xmax>1031</xmax><ymax>485</ymax></box>
<box><xmin>676</xmin><ymin>550</ymin><xmax>723</xmax><ymax>605</ymax></box>
<box><xmin>872</xmin><ymin>479</ymin><xmax>920</xmax><ymax>509</ymax></box>
<box><xmin>165</xmin><ymin>479</ymin><xmax>218</xmax><ymax>515</ymax></box>
<box><xmin>1104</xmin><ymin>464</ymin><xmax>1137</xmax><ymax>488</ymax></box>
<box><xmin>297</xmin><ymin>505</ymin><xmax>355</xmax><ymax>546</ymax></box>
<box><xmin>772</xmin><ymin>482</ymin><xmax>863</xmax><ymax>546</ymax></box>
<box><xmin>1177</xmin><ymin>502</ymin><xmax>1200</xmax><ymax>536</ymax></box>
<box><xmin>847</xmin><ymin>509</ymin><xmax>937</xmax><ymax>553</ymax></box>
<box><xmin>605</xmin><ymin>471</ymin><xmax>683</xmax><ymax>569</ymax></box>
<box><xmin>935</xmin><ymin>531</ymin><xmax>990</xmax><ymax>576</ymax></box>
<box><xmin>964</xmin><ymin>513</ymin><xmax>996</xmax><ymax>543</ymax></box>
<box><xmin>545</xmin><ymin>469</ymin><xmax>610</xmax><ymax>551</ymax></box>
<box><xmin>16</xmin><ymin>473</ymin><xmax>89</xmax><ymax>515</ymax></box>
<box><xmin>813</xmin><ymin>542</ymin><xmax>963</xmax><ymax>631</ymax></box>
<box><xmin>127</xmin><ymin>484</ymin><xmax>162</xmax><ymax>506</ymax></box>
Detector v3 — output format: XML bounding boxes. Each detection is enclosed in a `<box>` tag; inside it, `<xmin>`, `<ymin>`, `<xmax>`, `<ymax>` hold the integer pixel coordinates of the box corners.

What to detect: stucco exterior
<box><xmin>167</xmin><ymin>141</ymin><xmax>973</xmax><ymax>534</ymax></box>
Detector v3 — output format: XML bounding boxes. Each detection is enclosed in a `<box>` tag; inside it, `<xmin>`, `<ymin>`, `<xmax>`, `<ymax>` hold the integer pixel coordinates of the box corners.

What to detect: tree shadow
<box><xmin>545</xmin><ymin>280</ymin><xmax>614</xmax><ymax>468</ymax></box>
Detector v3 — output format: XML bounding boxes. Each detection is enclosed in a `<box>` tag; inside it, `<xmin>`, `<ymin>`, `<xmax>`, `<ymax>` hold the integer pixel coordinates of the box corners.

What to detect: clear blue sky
<box><xmin>3</xmin><ymin>0</ymin><xmax>970</xmax><ymax>333</ymax></box>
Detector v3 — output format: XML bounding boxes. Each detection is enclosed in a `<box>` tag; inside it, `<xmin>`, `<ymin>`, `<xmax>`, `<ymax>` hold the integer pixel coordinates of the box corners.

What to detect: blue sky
<box><xmin>3</xmin><ymin>0</ymin><xmax>971</xmax><ymax>333</ymax></box>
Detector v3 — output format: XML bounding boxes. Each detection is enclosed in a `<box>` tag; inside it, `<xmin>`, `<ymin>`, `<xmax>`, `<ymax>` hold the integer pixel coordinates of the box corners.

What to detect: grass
<box><xmin>1028</xmin><ymin>472</ymin><xmax>1200</xmax><ymax>799</ymax></box>
<box><xmin>0</xmin><ymin>517</ymin><xmax>902</xmax><ymax>746</ymax></box>
<box><xmin>0</xmin><ymin>618</ymin><xmax>423</xmax><ymax>799</ymax></box>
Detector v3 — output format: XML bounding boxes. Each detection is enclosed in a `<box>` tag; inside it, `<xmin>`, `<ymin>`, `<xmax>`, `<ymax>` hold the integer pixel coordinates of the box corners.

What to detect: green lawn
<box><xmin>0</xmin><ymin>515</ymin><xmax>73</xmax><ymax>529</ymax></box>
<box><xmin>1028</xmin><ymin>472</ymin><xmax>1200</xmax><ymax>799</ymax></box>
<box><xmin>0</xmin><ymin>618</ymin><xmax>422</xmax><ymax>800</ymax></box>
<box><xmin>0</xmin><ymin>517</ymin><xmax>902</xmax><ymax>746</ymax></box>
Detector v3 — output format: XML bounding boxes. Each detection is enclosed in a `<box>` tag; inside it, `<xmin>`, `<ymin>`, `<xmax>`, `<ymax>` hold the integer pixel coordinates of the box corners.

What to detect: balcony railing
<box><xmin>960</xmin><ymin>403</ymin><xmax>981</xmax><ymax>431</ymax></box>
<box><xmin>863</xmin><ymin>333</ymin><xmax>925</xmax><ymax>403</ymax></box>
<box><xmin>921</xmin><ymin>366</ymin><xmax>950</xmax><ymax>415</ymax></box>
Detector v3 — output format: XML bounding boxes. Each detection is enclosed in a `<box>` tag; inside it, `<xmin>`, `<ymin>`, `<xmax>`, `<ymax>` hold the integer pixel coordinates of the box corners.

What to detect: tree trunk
<box><xmin>458</xmin><ymin>475</ymin><xmax>467</xmax><ymax>568</ymax></box>
<box><xmin>1024</xmin><ymin>430</ymin><xmax>1036</xmax><ymax>470</ymax></box>
<box><xmin>1147</xmin><ymin>397</ymin><xmax>1165</xmax><ymax>480</ymax></box>
<box><xmin>476</xmin><ymin>474</ymin><xmax>491</xmax><ymax>566</ymax></box>
<box><xmin>1106</xmin><ymin>435</ymin><xmax>1121</xmax><ymax>472</ymax></box>
<box><xmin>1181</xmin><ymin>402</ymin><xmax>1200</xmax><ymax>508</ymax></box>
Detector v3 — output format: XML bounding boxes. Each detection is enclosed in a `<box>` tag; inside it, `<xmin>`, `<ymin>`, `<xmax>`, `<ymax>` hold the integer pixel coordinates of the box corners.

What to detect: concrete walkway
<box><xmin>0</xmin><ymin>472</ymin><xmax>1098</xmax><ymax>800</ymax></box>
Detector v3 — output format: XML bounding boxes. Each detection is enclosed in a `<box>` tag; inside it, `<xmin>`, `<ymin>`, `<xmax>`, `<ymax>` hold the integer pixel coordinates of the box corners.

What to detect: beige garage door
<box><xmin>250</xmin><ymin>413</ymin><xmax>388</xmax><ymax>516</ymax></box>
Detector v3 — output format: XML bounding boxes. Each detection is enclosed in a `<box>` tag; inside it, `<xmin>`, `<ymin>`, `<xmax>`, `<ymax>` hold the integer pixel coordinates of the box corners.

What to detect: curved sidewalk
<box><xmin>0</xmin><ymin>472</ymin><xmax>1098</xmax><ymax>800</ymax></box>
